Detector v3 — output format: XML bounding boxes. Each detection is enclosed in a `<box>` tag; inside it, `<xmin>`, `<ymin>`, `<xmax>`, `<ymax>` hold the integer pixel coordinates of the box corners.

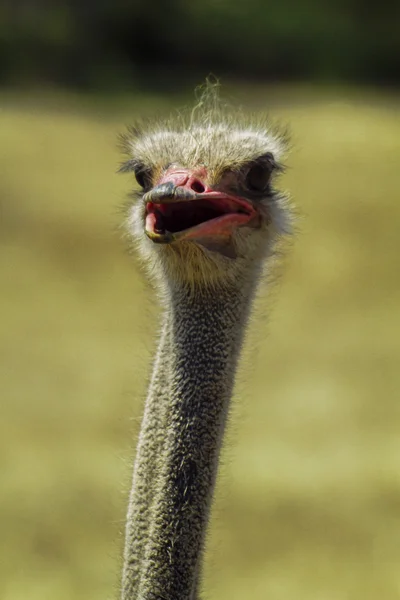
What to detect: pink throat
<box><xmin>145</xmin><ymin>195</ymin><xmax>256</xmax><ymax>239</ymax></box>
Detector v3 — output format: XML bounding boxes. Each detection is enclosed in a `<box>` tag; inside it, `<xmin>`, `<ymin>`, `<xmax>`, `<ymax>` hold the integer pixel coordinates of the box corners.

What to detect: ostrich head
<box><xmin>121</xmin><ymin>89</ymin><xmax>291</xmax><ymax>290</ymax></box>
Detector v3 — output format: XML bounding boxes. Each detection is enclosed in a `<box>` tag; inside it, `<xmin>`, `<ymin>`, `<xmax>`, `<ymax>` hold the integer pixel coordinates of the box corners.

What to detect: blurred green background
<box><xmin>1</xmin><ymin>2</ymin><xmax>400</xmax><ymax>600</ymax></box>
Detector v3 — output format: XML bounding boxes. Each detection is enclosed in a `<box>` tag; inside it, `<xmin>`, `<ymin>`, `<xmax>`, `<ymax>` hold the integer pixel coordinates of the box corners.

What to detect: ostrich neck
<box><xmin>130</xmin><ymin>276</ymin><xmax>257</xmax><ymax>600</ymax></box>
<box><xmin>121</xmin><ymin>321</ymin><xmax>172</xmax><ymax>599</ymax></box>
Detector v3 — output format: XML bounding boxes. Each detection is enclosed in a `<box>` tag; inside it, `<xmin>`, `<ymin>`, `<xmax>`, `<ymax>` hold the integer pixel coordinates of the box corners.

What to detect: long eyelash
<box><xmin>118</xmin><ymin>158</ymin><xmax>146</xmax><ymax>174</ymax></box>
<box><xmin>118</xmin><ymin>160</ymin><xmax>136</xmax><ymax>174</ymax></box>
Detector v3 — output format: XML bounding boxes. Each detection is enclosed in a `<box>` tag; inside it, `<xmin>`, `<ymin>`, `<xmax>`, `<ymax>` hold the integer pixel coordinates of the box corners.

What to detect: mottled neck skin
<box><xmin>121</xmin><ymin>269</ymin><xmax>259</xmax><ymax>600</ymax></box>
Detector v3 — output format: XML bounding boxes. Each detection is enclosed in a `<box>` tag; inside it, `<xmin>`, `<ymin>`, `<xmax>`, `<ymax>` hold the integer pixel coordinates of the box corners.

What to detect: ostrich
<box><xmin>118</xmin><ymin>87</ymin><xmax>292</xmax><ymax>600</ymax></box>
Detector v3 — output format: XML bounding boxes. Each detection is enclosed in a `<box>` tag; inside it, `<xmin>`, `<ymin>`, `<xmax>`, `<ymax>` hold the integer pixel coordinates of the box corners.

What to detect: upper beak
<box><xmin>143</xmin><ymin>181</ymin><xmax>198</xmax><ymax>204</ymax></box>
<box><xmin>143</xmin><ymin>167</ymin><xmax>213</xmax><ymax>204</ymax></box>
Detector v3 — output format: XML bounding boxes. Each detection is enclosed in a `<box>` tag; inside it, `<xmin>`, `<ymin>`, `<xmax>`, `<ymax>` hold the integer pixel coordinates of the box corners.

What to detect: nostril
<box><xmin>190</xmin><ymin>180</ymin><xmax>205</xmax><ymax>194</ymax></box>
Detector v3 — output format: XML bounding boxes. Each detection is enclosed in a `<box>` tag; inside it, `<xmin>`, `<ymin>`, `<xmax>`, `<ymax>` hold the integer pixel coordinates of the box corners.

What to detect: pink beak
<box><xmin>143</xmin><ymin>167</ymin><xmax>258</xmax><ymax>246</ymax></box>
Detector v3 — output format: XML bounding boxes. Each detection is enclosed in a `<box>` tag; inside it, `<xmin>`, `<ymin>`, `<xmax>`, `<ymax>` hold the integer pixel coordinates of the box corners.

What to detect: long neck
<box><xmin>132</xmin><ymin>278</ymin><xmax>257</xmax><ymax>600</ymax></box>
<box><xmin>121</xmin><ymin>320</ymin><xmax>172</xmax><ymax>598</ymax></box>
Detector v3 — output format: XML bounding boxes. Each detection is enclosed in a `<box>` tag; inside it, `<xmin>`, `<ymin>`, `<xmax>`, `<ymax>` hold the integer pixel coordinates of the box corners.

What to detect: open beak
<box><xmin>143</xmin><ymin>168</ymin><xmax>259</xmax><ymax>244</ymax></box>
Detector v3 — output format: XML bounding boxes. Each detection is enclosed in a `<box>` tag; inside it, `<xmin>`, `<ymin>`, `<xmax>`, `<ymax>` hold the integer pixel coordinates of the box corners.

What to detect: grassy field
<box><xmin>1</xmin><ymin>86</ymin><xmax>400</xmax><ymax>600</ymax></box>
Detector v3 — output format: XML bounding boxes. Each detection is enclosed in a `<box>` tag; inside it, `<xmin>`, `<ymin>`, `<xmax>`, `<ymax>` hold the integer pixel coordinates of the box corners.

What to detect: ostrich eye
<box><xmin>246</xmin><ymin>164</ymin><xmax>271</xmax><ymax>191</ymax></box>
<box><xmin>245</xmin><ymin>153</ymin><xmax>277</xmax><ymax>193</ymax></box>
<box><xmin>135</xmin><ymin>168</ymin><xmax>153</xmax><ymax>190</ymax></box>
